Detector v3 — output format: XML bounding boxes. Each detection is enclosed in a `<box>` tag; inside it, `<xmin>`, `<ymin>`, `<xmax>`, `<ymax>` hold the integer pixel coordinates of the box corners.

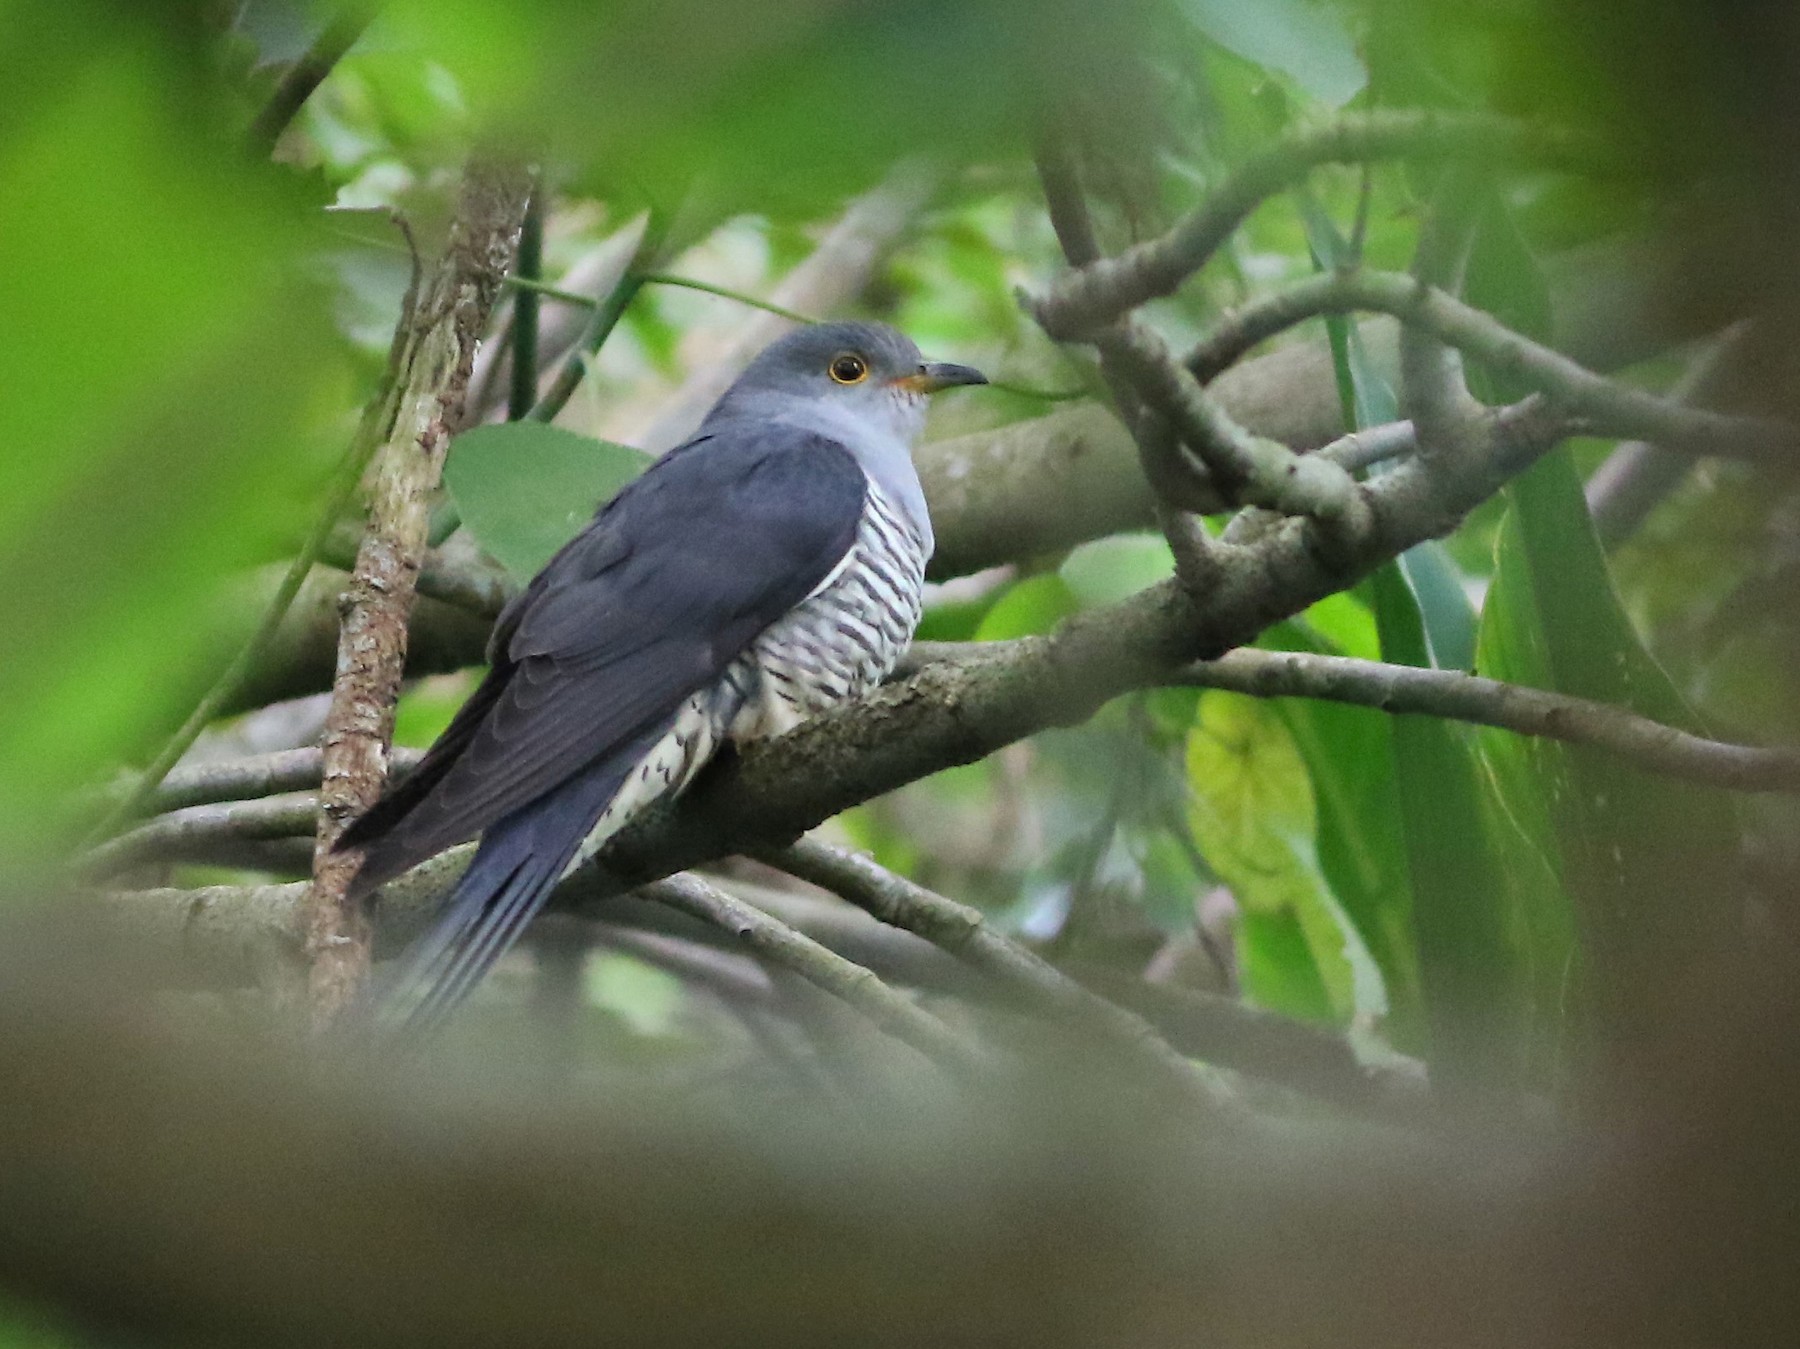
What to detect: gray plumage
<box><xmin>336</xmin><ymin>320</ymin><xmax>985</xmax><ymax>1031</ymax></box>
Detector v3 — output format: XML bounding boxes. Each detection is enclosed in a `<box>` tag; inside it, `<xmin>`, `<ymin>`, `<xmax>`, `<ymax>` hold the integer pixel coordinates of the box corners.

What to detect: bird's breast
<box><xmin>729</xmin><ymin>482</ymin><xmax>927</xmax><ymax>742</ymax></box>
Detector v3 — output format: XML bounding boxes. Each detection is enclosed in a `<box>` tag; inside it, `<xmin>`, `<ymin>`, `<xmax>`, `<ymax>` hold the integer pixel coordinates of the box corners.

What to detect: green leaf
<box><xmin>1059</xmin><ymin>533</ymin><xmax>1175</xmax><ymax>609</ymax></box>
<box><xmin>1268</xmin><ymin>666</ymin><xmax>1424</xmax><ymax>1046</ymax></box>
<box><xmin>1186</xmin><ymin>691</ymin><xmax>1387</xmax><ymax>1026</ymax></box>
<box><xmin>1180</xmin><ymin>0</ymin><xmax>1367</xmax><ymax>107</ymax></box>
<box><xmin>1476</xmin><ymin>450</ymin><xmax>1741</xmax><ymax>1055</ymax></box>
<box><xmin>972</xmin><ymin>573</ymin><xmax>1079</xmax><ymax>642</ymax></box>
<box><xmin>0</xmin><ymin>13</ymin><xmax>344</xmax><ymax>857</ymax></box>
<box><xmin>445</xmin><ymin>424</ymin><xmax>651</xmax><ymax>582</ymax></box>
<box><xmin>1369</xmin><ymin>563</ymin><xmax>1529</xmax><ymax>1083</ymax></box>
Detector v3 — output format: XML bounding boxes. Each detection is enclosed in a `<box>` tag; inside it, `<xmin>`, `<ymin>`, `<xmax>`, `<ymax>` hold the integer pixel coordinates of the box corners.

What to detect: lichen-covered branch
<box><xmin>304</xmin><ymin>160</ymin><xmax>531</xmax><ymax>1026</ymax></box>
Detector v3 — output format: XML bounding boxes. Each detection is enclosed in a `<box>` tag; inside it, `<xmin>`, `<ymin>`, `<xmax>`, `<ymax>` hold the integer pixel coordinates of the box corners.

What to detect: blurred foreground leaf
<box><xmin>0</xmin><ymin>4</ymin><xmax>345</xmax><ymax>858</ymax></box>
<box><xmin>1180</xmin><ymin>0</ymin><xmax>1366</xmax><ymax>107</ymax></box>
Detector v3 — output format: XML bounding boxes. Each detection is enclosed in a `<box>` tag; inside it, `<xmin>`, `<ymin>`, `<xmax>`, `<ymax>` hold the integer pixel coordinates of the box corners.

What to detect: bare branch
<box><xmin>1177</xmin><ymin>648</ymin><xmax>1800</xmax><ymax>793</ymax></box>
<box><xmin>772</xmin><ymin>840</ymin><xmax>1231</xmax><ymax>1110</ymax></box>
<box><xmin>1587</xmin><ymin>322</ymin><xmax>1751</xmax><ymax>544</ymax></box>
<box><xmin>1094</xmin><ymin>317</ymin><xmax>1370</xmax><ymax>526</ymax></box>
<box><xmin>1033</xmin><ymin>130</ymin><xmax>1225</xmax><ymax>588</ymax></box>
<box><xmin>1177</xmin><ymin>269</ymin><xmax>1793</xmax><ymax>464</ymax></box>
<box><xmin>1035</xmin><ymin>112</ymin><xmax>1610</xmax><ymax>338</ymax></box>
<box><xmin>306</xmin><ymin>160</ymin><xmax>532</xmax><ymax>1025</ymax></box>
<box><xmin>86</xmin><ymin>227</ymin><xmax>422</xmax><ymax>845</ymax></box>
<box><xmin>81</xmin><ymin>796</ymin><xmax>320</xmax><ymax>880</ymax></box>
<box><xmin>1399</xmin><ymin>165</ymin><xmax>1488</xmax><ymax>467</ymax></box>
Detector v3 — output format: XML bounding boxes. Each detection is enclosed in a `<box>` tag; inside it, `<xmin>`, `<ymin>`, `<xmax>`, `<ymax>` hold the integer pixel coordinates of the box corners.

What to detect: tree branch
<box><xmin>305</xmin><ymin>160</ymin><xmax>531</xmax><ymax>1026</ymax></box>
<box><xmin>85</xmin><ymin>222</ymin><xmax>422</xmax><ymax>846</ymax></box>
<box><xmin>1093</xmin><ymin>317</ymin><xmax>1370</xmax><ymax>526</ymax></box>
<box><xmin>1176</xmin><ymin>648</ymin><xmax>1800</xmax><ymax>792</ymax></box>
<box><xmin>1034</xmin><ymin>111</ymin><xmax>1610</xmax><ymax>338</ymax></box>
<box><xmin>1032</xmin><ymin>130</ymin><xmax>1225</xmax><ymax>590</ymax></box>
<box><xmin>1587</xmin><ymin>322</ymin><xmax>1751</xmax><ymax>544</ymax></box>
<box><xmin>772</xmin><ymin>841</ymin><xmax>1233</xmax><ymax>1110</ymax></box>
<box><xmin>639</xmin><ymin>872</ymin><xmax>984</xmax><ymax>1076</ymax></box>
<box><xmin>1175</xmin><ymin>269</ymin><xmax>1793</xmax><ymax>464</ymax></box>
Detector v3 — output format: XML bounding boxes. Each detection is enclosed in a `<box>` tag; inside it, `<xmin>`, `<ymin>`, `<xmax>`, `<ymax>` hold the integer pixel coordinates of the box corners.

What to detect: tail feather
<box><xmin>374</xmin><ymin>723</ymin><xmax>665</xmax><ymax>1038</ymax></box>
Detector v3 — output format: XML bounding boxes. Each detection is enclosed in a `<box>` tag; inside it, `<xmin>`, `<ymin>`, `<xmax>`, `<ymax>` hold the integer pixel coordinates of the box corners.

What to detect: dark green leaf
<box><xmin>1477</xmin><ymin>450</ymin><xmax>1742</xmax><ymax>1056</ymax></box>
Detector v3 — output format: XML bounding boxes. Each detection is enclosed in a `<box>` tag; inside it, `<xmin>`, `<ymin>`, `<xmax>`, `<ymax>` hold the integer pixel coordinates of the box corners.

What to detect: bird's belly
<box><xmin>729</xmin><ymin>487</ymin><xmax>926</xmax><ymax>742</ymax></box>
<box><xmin>565</xmin><ymin>488</ymin><xmax>924</xmax><ymax>876</ymax></box>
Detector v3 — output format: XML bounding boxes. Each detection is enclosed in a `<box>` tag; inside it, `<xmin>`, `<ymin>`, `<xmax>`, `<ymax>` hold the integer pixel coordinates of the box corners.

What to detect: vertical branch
<box><xmin>527</xmin><ymin>211</ymin><xmax>666</xmax><ymax>424</ymax></box>
<box><xmin>1398</xmin><ymin>166</ymin><xmax>1487</xmax><ymax>470</ymax></box>
<box><xmin>507</xmin><ymin>186</ymin><xmax>545</xmax><ymax>422</ymax></box>
<box><xmin>1032</xmin><ymin>131</ymin><xmax>1223</xmax><ymax>592</ymax></box>
<box><xmin>304</xmin><ymin>160</ymin><xmax>532</xmax><ymax>1028</ymax></box>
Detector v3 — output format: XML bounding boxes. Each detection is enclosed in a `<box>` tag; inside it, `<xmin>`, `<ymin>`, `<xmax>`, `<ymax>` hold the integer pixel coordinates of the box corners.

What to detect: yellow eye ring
<box><xmin>828</xmin><ymin>352</ymin><xmax>869</xmax><ymax>385</ymax></box>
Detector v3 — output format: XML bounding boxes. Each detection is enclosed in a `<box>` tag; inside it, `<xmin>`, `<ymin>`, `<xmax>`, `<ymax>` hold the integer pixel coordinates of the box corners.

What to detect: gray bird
<box><xmin>337</xmin><ymin>321</ymin><xmax>986</xmax><ymax>1031</ymax></box>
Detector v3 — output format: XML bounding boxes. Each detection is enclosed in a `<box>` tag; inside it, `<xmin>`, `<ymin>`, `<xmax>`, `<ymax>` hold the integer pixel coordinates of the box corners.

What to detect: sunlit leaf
<box><xmin>444</xmin><ymin>423</ymin><xmax>651</xmax><ymax>582</ymax></box>
<box><xmin>1186</xmin><ymin>691</ymin><xmax>1387</xmax><ymax>1026</ymax></box>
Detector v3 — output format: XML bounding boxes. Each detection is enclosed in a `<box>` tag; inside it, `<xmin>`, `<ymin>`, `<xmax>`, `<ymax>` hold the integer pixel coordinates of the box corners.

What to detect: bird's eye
<box><xmin>828</xmin><ymin>352</ymin><xmax>869</xmax><ymax>385</ymax></box>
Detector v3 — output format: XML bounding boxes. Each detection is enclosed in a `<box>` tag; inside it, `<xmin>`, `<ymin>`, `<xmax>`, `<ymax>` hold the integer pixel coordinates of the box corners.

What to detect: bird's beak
<box><xmin>893</xmin><ymin>361</ymin><xmax>989</xmax><ymax>394</ymax></box>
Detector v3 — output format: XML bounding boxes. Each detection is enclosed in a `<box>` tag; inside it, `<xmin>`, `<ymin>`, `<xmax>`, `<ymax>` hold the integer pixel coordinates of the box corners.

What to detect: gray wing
<box><xmin>339</xmin><ymin>424</ymin><xmax>868</xmax><ymax>894</ymax></box>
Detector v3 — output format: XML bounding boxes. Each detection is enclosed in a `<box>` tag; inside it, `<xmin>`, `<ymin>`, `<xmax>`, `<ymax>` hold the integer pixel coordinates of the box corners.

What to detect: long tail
<box><xmin>374</xmin><ymin>725</ymin><xmax>664</xmax><ymax>1039</ymax></box>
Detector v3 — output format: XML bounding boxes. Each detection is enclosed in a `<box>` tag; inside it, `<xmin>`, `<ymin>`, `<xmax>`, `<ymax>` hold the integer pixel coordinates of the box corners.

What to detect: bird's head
<box><xmin>714</xmin><ymin>320</ymin><xmax>988</xmax><ymax>447</ymax></box>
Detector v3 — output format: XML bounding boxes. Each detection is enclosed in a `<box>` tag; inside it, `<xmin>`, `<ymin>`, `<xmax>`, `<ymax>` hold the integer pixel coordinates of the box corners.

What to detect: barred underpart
<box><xmin>569</xmin><ymin>481</ymin><xmax>926</xmax><ymax>873</ymax></box>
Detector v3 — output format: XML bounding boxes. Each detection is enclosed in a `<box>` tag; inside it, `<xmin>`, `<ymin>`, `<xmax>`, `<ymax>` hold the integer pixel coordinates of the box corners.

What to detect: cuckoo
<box><xmin>337</xmin><ymin>321</ymin><xmax>987</xmax><ymax>1031</ymax></box>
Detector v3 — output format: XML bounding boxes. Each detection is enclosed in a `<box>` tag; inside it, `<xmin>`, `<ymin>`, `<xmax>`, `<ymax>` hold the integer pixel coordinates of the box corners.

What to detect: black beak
<box><xmin>904</xmin><ymin>361</ymin><xmax>989</xmax><ymax>394</ymax></box>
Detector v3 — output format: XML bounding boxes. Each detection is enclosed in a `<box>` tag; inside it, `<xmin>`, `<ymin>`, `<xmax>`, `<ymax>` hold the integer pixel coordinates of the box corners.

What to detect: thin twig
<box><xmin>1033</xmin><ymin>130</ymin><xmax>1225</xmax><ymax>587</ymax></box>
<box><xmin>1398</xmin><ymin>164</ymin><xmax>1487</xmax><ymax>468</ymax></box>
<box><xmin>246</xmin><ymin>2</ymin><xmax>379</xmax><ymax>155</ymax></box>
<box><xmin>527</xmin><ymin>212</ymin><xmax>666</xmax><ymax>424</ymax></box>
<box><xmin>639</xmin><ymin>872</ymin><xmax>985</xmax><ymax>1075</ymax></box>
<box><xmin>81</xmin><ymin>796</ymin><xmax>322</xmax><ymax>880</ymax></box>
<box><xmin>85</xmin><ymin>222</ymin><xmax>422</xmax><ymax>846</ymax></box>
<box><xmin>1096</xmin><ymin>317</ymin><xmax>1369</xmax><ymax>526</ymax></box>
<box><xmin>507</xmin><ymin>271</ymin><xmax>820</xmax><ymax>327</ymax></box>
